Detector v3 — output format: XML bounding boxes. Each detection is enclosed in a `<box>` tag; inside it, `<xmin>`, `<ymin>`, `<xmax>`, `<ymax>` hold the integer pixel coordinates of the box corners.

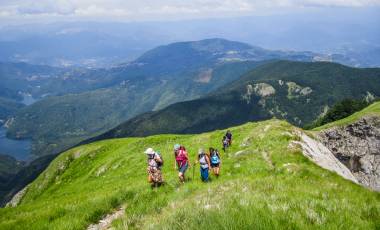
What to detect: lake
<box><xmin>0</xmin><ymin>126</ymin><xmax>31</xmax><ymax>161</ymax></box>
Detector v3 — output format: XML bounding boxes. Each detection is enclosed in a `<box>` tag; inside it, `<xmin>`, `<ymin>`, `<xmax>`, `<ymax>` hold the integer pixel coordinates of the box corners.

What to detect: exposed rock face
<box><xmin>286</xmin><ymin>82</ymin><xmax>312</xmax><ymax>99</ymax></box>
<box><xmin>294</xmin><ymin>132</ymin><xmax>357</xmax><ymax>184</ymax></box>
<box><xmin>254</xmin><ymin>83</ymin><xmax>276</xmax><ymax>97</ymax></box>
<box><xmin>6</xmin><ymin>185</ymin><xmax>29</xmax><ymax>207</ymax></box>
<box><xmin>318</xmin><ymin>116</ymin><xmax>380</xmax><ymax>191</ymax></box>
<box><xmin>87</xmin><ymin>207</ymin><xmax>125</xmax><ymax>230</ymax></box>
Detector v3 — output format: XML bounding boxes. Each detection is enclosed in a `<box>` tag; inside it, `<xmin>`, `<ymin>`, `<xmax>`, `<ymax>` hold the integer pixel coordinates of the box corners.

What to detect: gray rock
<box><xmin>318</xmin><ymin>116</ymin><xmax>380</xmax><ymax>191</ymax></box>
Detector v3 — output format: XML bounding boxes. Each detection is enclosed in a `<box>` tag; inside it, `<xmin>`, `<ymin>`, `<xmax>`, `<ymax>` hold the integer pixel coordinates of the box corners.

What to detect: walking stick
<box><xmin>192</xmin><ymin>162</ymin><xmax>195</xmax><ymax>181</ymax></box>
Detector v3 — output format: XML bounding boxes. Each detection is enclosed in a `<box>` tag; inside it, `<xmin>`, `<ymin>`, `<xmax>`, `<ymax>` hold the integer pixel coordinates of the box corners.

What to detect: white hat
<box><xmin>144</xmin><ymin>148</ymin><xmax>154</xmax><ymax>155</ymax></box>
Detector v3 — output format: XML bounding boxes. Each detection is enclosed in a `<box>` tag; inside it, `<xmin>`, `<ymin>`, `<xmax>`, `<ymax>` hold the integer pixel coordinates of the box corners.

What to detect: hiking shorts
<box><xmin>211</xmin><ymin>163</ymin><xmax>220</xmax><ymax>168</ymax></box>
<box><xmin>178</xmin><ymin>162</ymin><xmax>188</xmax><ymax>174</ymax></box>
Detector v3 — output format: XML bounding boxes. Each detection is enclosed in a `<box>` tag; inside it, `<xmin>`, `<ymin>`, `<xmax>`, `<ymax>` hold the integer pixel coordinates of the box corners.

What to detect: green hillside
<box><xmin>0</xmin><ymin>98</ymin><xmax>24</xmax><ymax>122</ymax></box>
<box><xmin>0</xmin><ymin>154</ymin><xmax>24</xmax><ymax>203</ymax></box>
<box><xmin>1</xmin><ymin>113</ymin><xmax>379</xmax><ymax>229</ymax></box>
<box><xmin>91</xmin><ymin>60</ymin><xmax>380</xmax><ymax>142</ymax></box>
<box><xmin>0</xmin><ymin>154</ymin><xmax>22</xmax><ymax>177</ymax></box>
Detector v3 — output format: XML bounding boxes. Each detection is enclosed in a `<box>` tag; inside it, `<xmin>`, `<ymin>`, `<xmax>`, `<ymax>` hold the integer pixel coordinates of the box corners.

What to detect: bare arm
<box><xmin>206</xmin><ymin>155</ymin><xmax>211</xmax><ymax>169</ymax></box>
<box><xmin>154</xmin><ymin>155</ymin><xmax>162</xmax><ymax>163</ymax></box>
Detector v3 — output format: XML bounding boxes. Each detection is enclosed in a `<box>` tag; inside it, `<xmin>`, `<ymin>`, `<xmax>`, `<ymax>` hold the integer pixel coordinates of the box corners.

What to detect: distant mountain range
<box><xmin>88</xmin><ymin>60</ymin><xmax>380</xmax><ymax>142</ymax></box>
<box><xmin>1</xmin><ymin>9</ymin><xmax>379</xmax><ymax>68</ymax></box>
<box><xmin>5</xmin><ymin>38</ymin><xmax>339</xmax><ymax>159</ymax></box>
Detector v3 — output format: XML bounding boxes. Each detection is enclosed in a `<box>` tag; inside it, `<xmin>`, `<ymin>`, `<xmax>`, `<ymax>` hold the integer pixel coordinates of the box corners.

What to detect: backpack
<box><xmin>199</xmin><ymin>153</ymin><xmax>208</xmax><ymax>169</ymax></box>
<box><xmin>156</xmin><ymin>151</ymin><xmax>164</xmax><ymax>168</ymax></box>
<box><xmin>211</xmin><ymin>150</ymin><xmax>220</xmax><ymax>164</ymax></box>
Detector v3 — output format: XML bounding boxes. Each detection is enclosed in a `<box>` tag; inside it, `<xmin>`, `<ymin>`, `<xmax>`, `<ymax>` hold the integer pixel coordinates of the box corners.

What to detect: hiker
<box><xmin>174</xmin><ymin>144</ymin><xmax>190</xmax><ymax>183</ymax></box>
<box><xmin>209</xmin><ymin>147</ymin><xmax>221</xmax><ymax>177</ymax></box>
<box><xmin>145</xmin><ymin>147</ymin><xmax>163</xmax><ymax>188</ymax></box>
<box><xmin>222</xmin><ymin>135</ymin><xmax>229</xmax><ymax>152</ymax></box>
<box><xmin>226</xmin><ymin>130</ymin><xmax>232</xmax><ymax>146</ymax></box>
<box><xmin>222</xmin><ymin>130</ymin><xmax>232</xmax><ymax>151</ymax></box>
<box><xmin>196</xmin><ymin>148</ymin><xmax>211</xmax><ymax>182</ymax></box>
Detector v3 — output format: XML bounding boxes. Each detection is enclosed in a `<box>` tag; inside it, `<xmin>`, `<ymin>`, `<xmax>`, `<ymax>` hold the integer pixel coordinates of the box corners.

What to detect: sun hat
<box><xmin>174</xmin><ymin>144</ymin><xmax>180</xmax><ymax>151</ymax></box>
<box><xmin>144</xmin><ymin>148</ymin><xmax>154</xmax><ymax>155</ymax></box>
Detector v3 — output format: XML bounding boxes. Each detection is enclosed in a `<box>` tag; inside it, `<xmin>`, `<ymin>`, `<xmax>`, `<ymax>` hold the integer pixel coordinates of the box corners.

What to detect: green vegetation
<box><xmin>93</xmin><ymin>60</ymin><xmax>380</xmax><ymax>142</ymax></box>
<box><xmin>0</xmin><ymin>154</ymin><xmax>22</xmax><ymax>177</ymax></box>
<box><xmin>314</xmin><ymin>101</ymin><xmax>380</xmax><ymax>131</ymax></box>
<box><xmin>1</xmin><ymin>116</ymin><xmax>379</xmax><ymax>229</ymax></box>
<box><xmin>0</xmin><ymin>154</ymin><xmax>57</xmax><ymax>206</ymax></box>
<box><xmin>0</xmin><ymin>154</ymin><xmax>24</xmax><ymax>203</ymax></box>
<box><xmin>305</xmin><ymin>98</ymin><xmax>371</xmax><ymax>129</ymax></box>
<box><xmin>0</xmin><ymin>98</ymin><xmax>24</xmax><ymax>121</ymax></box>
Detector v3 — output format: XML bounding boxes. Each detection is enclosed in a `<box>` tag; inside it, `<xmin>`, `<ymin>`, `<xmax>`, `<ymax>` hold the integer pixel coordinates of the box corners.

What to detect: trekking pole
<box><xmin>192</xmin><ymin>162</ymin><xmax>195</xmax><ymax>181</ymax></box>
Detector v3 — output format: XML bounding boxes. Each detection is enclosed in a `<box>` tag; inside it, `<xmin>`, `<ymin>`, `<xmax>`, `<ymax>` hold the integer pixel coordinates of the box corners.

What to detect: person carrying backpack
<box><xmin>174</xmin><ymin>144</ymin><xmax>190</xmax><ymax>183</ymax></box>
<box><xmin>222</xmin><ymin>135</ymin><xmax>229</xmax><ymax>152</ymax></box>
<box><xmin>209</xmin><ymin>147</ymin><xmax>221</xmax><ymax>177</ymax></box>
<box><xmin>196</xmin><ymin>148</ymin><xmax>211</xmax><ymax>182</ymax></box>
<box><xmin>145</xmin><ymin>147</ymin><xmax>163</xmax><ymax>188</ymax></box>
<box><xmin>226</xmin><ymin>130</ymin><xmax>232</xmax><ymax>146</ymax></box>
<box><xmin>222</xmin><ymin>130</ymin><xmax>232</xmax><ymax>152</ymax></box>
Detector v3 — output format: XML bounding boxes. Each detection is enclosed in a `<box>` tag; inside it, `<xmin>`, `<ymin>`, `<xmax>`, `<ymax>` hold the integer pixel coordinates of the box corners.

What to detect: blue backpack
<box><xmin>211</xmin><ymin>151</ymin><xmax>220</xmax><ymax>164</ymax></box>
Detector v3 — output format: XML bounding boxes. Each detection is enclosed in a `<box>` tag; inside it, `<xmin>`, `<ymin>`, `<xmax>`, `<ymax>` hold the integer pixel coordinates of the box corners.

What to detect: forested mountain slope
<box><xmin>91</xmin><ymin>61</ymin><xmax>380</xmax><ymax>141</ymax></box>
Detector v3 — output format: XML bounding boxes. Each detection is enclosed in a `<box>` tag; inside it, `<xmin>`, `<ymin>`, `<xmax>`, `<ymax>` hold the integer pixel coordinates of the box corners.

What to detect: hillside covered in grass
<box><xmin>1</xmin><ymin>110</ymin><xmax>379</xmax><ymax>229</ymax></box>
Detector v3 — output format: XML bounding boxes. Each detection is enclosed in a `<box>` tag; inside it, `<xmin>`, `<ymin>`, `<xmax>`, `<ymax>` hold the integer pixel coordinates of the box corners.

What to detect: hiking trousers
<box><xmin>200</xmin><ymin>167</ymin><xmax>209</xmax><ymax>182</ymax></box>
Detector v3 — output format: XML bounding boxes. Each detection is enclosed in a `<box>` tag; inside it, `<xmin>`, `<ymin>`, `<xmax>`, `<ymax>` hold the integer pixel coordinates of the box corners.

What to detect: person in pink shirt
<box><xmin>174</xmin><ymin>144</ymin><xmax>191</xmax><ymax>183</ymax></box>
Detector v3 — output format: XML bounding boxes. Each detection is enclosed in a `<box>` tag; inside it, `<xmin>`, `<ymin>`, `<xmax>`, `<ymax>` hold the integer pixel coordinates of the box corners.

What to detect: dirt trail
<box><xmin>261</xmin><ymin>151</ymin><xmax>274</xmax><ymax>169</ymax></box>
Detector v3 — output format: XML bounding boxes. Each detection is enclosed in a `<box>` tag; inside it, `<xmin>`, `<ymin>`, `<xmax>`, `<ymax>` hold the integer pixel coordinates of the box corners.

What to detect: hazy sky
<box><xmin>1</xmin><ymin>0</ymin><xmax>379</xmax><ymax>24</ymax></box>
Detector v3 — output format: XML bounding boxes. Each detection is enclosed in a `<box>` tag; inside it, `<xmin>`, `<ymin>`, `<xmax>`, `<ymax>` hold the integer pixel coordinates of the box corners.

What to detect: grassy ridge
<box><xmin>0</xmin><ymin>118</ymin><xmax>379</xmax><ymax>229</ymax></box>
<box><xmin>314</xmin><ymin>101</ymin><xmax>380</xmax><ymax>131</ymax></box>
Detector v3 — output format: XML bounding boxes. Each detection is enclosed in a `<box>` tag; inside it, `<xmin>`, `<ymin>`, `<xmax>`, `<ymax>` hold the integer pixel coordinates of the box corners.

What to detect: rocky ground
<box><xmin>318</xmin><ymin>116</ymin><xmax>380</xmax><ymax>191</ymax></box>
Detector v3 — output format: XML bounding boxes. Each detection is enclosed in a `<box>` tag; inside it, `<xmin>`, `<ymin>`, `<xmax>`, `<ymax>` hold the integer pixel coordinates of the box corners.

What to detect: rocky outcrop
<box><xmin>318</xmin><ymin>116</ymin><xmax>380</xmax><ymax>191</ymax></box>
<box><xmin>87</xmin><ymin>207</ymin><xmax>125</xmax><ymax>230</ymax></box>
<box><xmin>294</xmin><ymin>132</ymin><xmax>357</xmax><ymax>183</ymax></box>
<box><xmin>6</xmin><ymin>185</ymin><xmax>29</xmax><ymax>207</ymax></box>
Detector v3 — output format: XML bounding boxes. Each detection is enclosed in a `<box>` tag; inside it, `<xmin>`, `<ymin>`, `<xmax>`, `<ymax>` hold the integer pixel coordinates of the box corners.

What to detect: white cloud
<box><xmin>0</xmin><ymin>0</ymin><xmax>379</xmax><ymax>23</ymax></box>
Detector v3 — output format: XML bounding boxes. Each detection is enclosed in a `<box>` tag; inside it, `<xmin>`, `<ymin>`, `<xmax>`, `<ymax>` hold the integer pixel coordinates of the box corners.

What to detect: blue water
<box><xmin>0</xmin><ymin>126</ymin><xmax>31</xmax><ymax>161</ymax></box>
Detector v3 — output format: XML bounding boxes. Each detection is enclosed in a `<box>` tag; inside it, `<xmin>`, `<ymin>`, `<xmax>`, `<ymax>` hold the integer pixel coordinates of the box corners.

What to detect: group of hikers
<box><xmin>145</xmin><ymin>130</ymin><xmax>232</xmax><ymax>187</ymax></box>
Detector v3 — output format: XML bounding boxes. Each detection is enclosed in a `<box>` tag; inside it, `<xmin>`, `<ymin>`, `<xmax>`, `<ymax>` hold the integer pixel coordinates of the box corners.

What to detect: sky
<box><xmin>1</xmin><ymin>0</ymin><xmax>380</xmax><ymax>24</ymax></box>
